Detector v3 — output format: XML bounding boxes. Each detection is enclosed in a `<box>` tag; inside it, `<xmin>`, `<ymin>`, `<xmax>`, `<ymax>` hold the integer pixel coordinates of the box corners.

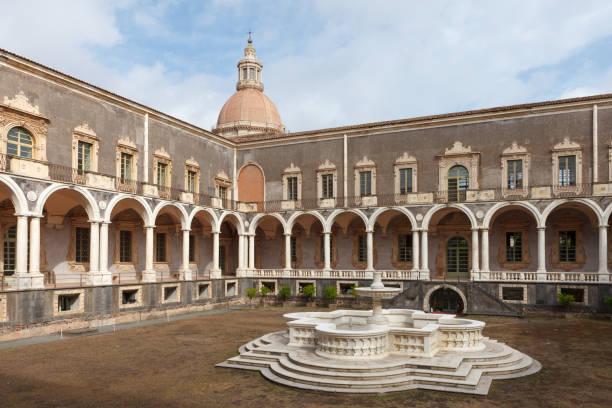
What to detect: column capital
<box><xmin>144</xmin><ymin>224</ymin><xmax>156</xmax><ymax>229</ymax></box>
<box><xmin>14</xmin><ymin>213</ymin><xmax>30</xmax><ymax>218</ymax></box>
<box><xmin>599</xmin><ymin>224</ymin><xmax>609</xmax><ymax>229</ymax></box>
<box><xmin>481</xmin><ymin>228</ymin><xmax>489</xmax><ymax>232</ymax></box>
<box><xmin>537</xmin><ymin>226</ymin><xmax>546</xmax><ymax>231</ymax></box>
<box><xmin>181</xmin><ymin>227</ymin><xmax>191</xmax><ymax>232</ymax></box>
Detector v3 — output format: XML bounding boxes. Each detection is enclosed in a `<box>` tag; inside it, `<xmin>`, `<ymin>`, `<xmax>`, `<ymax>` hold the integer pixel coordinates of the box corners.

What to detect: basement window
<box><xmin>225</xmin><ymin>281</ymin><xmax>237</xmax><ymax>297</ymax></box>
<box><xmin>58</xmin><ymin>294</ymin><xmax>80</xmax><ymax>312</ymax></box>
<box><xmin>164</xmin><ymin>286</ymin><xmax>178</xmax><ymax>302</ymax></box>
<box><xmin>339</xmin><ymin>283</ymin><xmax>354</xmax><ymax>295</ymax></box>
<box><xmin>198</xmin><ymin>283</ymin><xmax>210</xmax><ymax>298</ymax></box>
<box><xmin>560</xmin><ymin>287</ymin><xmax>585</xmax><ymax>303</ymax></box>
<box><xmin>502</xmin><ymin>287</ymin><xmax>524</xmax><ymax>301</ymax></box>
<box><xmin>261</xmin><ymin>281</ymin><xmax>276</xmax><ymax>295</ymax></box>
<box><xmin>122</xmin><ymin>289</ymin><xmax>139</xmax><ymax>305</ymax></box>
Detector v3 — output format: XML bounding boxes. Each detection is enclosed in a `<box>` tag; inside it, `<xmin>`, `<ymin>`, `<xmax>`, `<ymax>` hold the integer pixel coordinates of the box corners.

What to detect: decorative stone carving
<box><xmin>394</xmin><ymin>152</ymin><xmax>418</xmax><ymax>198</ymax></box>
<box><xmin>26</xmin><ymin>191</ymin><xmax>37</xmax><ymax>202</ymax></box>
<box><xmin>501</xmin><ymin>142</ymin><xmax>530</xmax><ymax>198</ymax></box>
<box><xmin>445</xmin><ymin>141</ymin><xmax>472</xmax><ymax>155</ymax></box>
<box><xmin>438</xmin><ymin>141</ymin><xmax>480</xmax><ymax>191</ymax></box>
<box><xmin>98</xmin><ymin>201</ymin><xmax>107</xmax><ymax>210</ymax></box>
<box><xmin>551</xmin><ymin>138</ymin><xmax>582</xmax><ymax>194</ymax></box>
<box><xmin>3</xmin><ymin>92</ymin><xmax>40</xmax><ymax>115</ymax></box>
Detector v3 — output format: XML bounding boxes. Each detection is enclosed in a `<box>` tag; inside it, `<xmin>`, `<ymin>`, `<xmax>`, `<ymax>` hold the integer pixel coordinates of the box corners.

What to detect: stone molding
<box><xmin>282</xmin><ymin>163</ymin><xmax>302</xmax><ymax>202</ymax></box>
<box><xmin>551</xmin><ymin>137</ymin><xmax>582</xmax><ymax>194</ymax></box>
<box><xmin>394</xmin><ymin>152</ymin><xmax>418</xmax><ymax>196</ymax></box>
<box><xmin>438</xmin><ymin>141</ymin><xmax>479</xmax><ymax>191</ymax></box>
<box><xmin>72</xmin><ymin>123</ymin><xmax>100</xmax><ymax>173</ymax></box>
<box><xmin>500</xmin><ymin>142</ymin><xmax>530</xmax><ymax>198</ymax></box>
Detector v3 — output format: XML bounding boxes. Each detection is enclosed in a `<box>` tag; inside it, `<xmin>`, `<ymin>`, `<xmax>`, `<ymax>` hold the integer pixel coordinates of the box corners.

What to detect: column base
<box><xmin>14</xmin><ymin>273</ymin><xmax>45</xmax><ymax>289</ymax></box>
<box><xmin>90</xmin><ymin>272</ymin><xmax>112</xmax><ymax>286</ymax></box>
<box><xmin>210</xmin><ymin>269</ymin><xmax>222</xmax><ymax>279</ymax></box>
<box><xmin>536</xmin><ymin>269</ymin><xmax>547</xmax><ymax>281</ymax></box>
<box><xmin>418</xmin><ymin>269</ymin><xmax>430</xmax><ymax>280</ymax></box>
<box><xmin>474</xmin><ymin>270</ymin><xmax>490</xmax><ymax>281</ymax></box>
<box><xmin>141</xmin><ymin>269</ymin><xmax>157</xmax><ymax>283</ymax></box>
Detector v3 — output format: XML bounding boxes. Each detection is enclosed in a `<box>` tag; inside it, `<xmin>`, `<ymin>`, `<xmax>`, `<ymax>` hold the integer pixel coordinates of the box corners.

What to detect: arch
<box><xmin>35</xmin><ymin>183</ymin><xmax>100</xmax><ymax>220</ymax></box>
<box><xmin>237</xmin><ymin>161</ymin><xmax>265</xmax><ymax>204</ymax></box>
<box><xmin>541</xmin><ymin>198</ymin><xmax>603</xmax><ymax>226</ymax></box>
<box><xmin>367</xmin><ymin>206</ymin><xmax>417</xmax><ymax>231</ymax></box>
<box><xmin>0</xmin><ymin>174</ymin><xmax>28</xmax><ymax>214</ymax></box>
<box><xmin>286</xmin><ymin>211</ymin><xmax>326</xmax><ymax>234</ymax></box>
<box><xmin>2</xmin><ymin>122</ymin><xmax>43</xmax><ymax>160</ymax></box>
<box><xmin>423</xmin><ymin>284</ymin><xmax>467</xmax><ymax>314</ymax></box>
<box><xmin>603</xmin><ymin>203</ymin><xmax>612</xmax><ymax>226</ymax></box>
<box><xmin>249</xmin><ymin>212</ymin><xmax>287</xmax><ymax>235</ymax></box>
<box><xmin>188</xmin><ymin>206</ymin><xmax>218</xmax><ymax>230</ymax></box>
<box><xmin>104</xmin><ymin>194</ymin><xmax>153</xmax><ymax>225</ymax></box>
<box><xmin>483</xmin><ymin>201</ymin><xmax>543</xmax><ymax>229</ymax></box>
<box><xmin>152</xmin><ymin>201</ymin><xmax>189</xmax><ymax>229</ymax></box>
<box><xmin>218</xmin><ymin>211</ymin><xmax>245</xmax><ymax>235</ymax></box>
<box><xmin>325</xmin><ymin>208</ymin><xmax>369</xmax><ymax>233</ymax></box>
<box><xmin>422</xmin><ymin>204</ymin><xmax>478</xmax><ymax>230</ymax></box>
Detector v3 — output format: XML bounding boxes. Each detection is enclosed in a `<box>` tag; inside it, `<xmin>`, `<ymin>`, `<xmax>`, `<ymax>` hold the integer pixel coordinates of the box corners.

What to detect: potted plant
<box><xmin>556</xmin><ymin>292</ymin><xmax>575</xmax><ymax>316</ymax></box>
<box><xmin>302</xmin><ymin>284</ymin><xmax>316</xmax><ymax>307</ymax></box>
<box><xmin>245</xmin><ymin>288</ymin><xmax>258</xmax><ymax>308</ymax></box>
<box><xmin>278</xmin><ymin>285</ymin><xmax>291</xmax><ymax>306</ymax></box>
<box><xmin>259</xmin><ymin>285</ymin><xmax>271</xmax><ymax>306</ymax></box>
<box><xmin>324</xmin><ymin>285</ymin><xmax>338</xmax><ymax>309</ymax></box>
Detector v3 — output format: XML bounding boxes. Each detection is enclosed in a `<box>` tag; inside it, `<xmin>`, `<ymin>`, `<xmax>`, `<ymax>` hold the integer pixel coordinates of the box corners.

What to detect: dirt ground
<box><xmin>0</xmin><ymin>307</ymin><xmax>610</xmax><ymax>408</ymax></box>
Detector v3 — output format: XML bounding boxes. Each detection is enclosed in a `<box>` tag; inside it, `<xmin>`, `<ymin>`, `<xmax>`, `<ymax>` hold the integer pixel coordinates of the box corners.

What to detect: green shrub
<box><xmin>278</xmin><ymin>285</ymin><xmax>291</xmax><ymax>300</ymax></box>
<box><xmin>260</xmin><ymin>285</ymin><xmax>271</xmax><ymax>297</ymax></box>
<box><xmin>604</xmin><ymin>296</ymin><xmax>612</xmax><ymax>310</ymax></box>
<box><xmin>245</xmin><ymin>288</ymin><xmax>258</xmax><ymax>300</ymax></box>
<box><xmin>557</xmin><ymin>292</ymin><xmax>575</xmax><ymax>307</ymax></box>
<box><xmin>350</xmin><ymin>285</ymin><xmax>359</xmax><ymax>299</ymax></box>
<box><xmin>324</xmin><ymin>286</ymin><xmax>337</xmax><ymax>301</ymax></box>
<box><xmin>302</xmin><ymin>284</ymin><xmax>315</xmax><ymax>300</ymax></box>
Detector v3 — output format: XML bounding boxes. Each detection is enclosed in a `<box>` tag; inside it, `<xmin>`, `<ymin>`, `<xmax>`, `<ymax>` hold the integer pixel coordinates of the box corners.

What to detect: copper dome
<box><xmin>216</xmin><ymin>88</ymin><xmax>284</xmax><ymax>134</ymax></box>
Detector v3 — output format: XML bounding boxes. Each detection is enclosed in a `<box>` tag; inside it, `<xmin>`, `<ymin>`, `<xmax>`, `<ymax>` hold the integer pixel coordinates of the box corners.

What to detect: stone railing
<box><xmin>481</xmin><ymin>271</ymin><xmax>609</xmax><ymax>283</ymax></box>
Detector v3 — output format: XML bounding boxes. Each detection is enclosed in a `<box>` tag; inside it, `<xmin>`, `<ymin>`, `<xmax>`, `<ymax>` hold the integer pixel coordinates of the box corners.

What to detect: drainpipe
<box><xmin>143</xmin><ymin>113</ymin><xmax>149</xmax><ymax>183</ymax></box>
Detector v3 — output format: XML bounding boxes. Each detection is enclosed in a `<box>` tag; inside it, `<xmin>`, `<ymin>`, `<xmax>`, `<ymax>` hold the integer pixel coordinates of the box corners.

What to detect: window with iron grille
<box><xmin>156</xmin><ymin>233</ymin><xmax>166</xmax><ymax>262</ymax></box>
<box><xmin>189</xmin><ymin>234</ymin><xmax>195</xmax><ymax>262</ymax></box>
<box><xmin>398</xmin><ymin>234</ymin><xmax>412</xmax><ymax>262</ymax></box>
<box><xmin>507</xmin><ymin>160</ymin><xmax>523</xmax><ymax>190</ymax></box>
<box><xmin>290</xmin><ymin>236</ymin><xmax>297</xmax><ymax>263</ymax></box>
<box><xmin>77</xmin><ymin>141</ymin><xmax>92</xmax><ymax>172</ymax></box>
<box><xmin>321</xmin><ymin>174</ymin><xmax>333</xmax><ymax>198</ymax></box>
<box><xmin>287</xmin><ymin>177</ymin><xmax>298</xmax><ymax>201</ymax></box>
<box><xmin>7</xmin><ymin>127</ymin><xmax>33</xmax><ymax>158</ymax></box>
<box><xmin>506</xmin><ymin>232</ymin><xmax>522</xmax><ymax>262</ymax></box>
<box><xmin>558</xmin><ymin>155</ymin><xmax>576</xmax><ymax>187</ymax></box>
<box><xmin>359</xmin><ymin>171</ymin><xmax>372</xmax><ymax>196</ymax></box>
<box><xmin>119</xmin><ymin>230</ymin><xmax>132</xmax><ymax>262</ymax></box>
<box><xmin>559</xmin><ymin>231</ymin><xmax>576</xmax><ymax>262</ymax></box>
<box><xmin>120</xmin><ymin>153</ymin><xmax>133</xmax><ymax>183</ymax></box>
<box><xmin>399</xmin><ymin>168</ymin><xmax>412</xmax><ymax>194</ymax></box>
<box><xmin>75</xmin><ymin>227</ymin><xmax>90</xmax><ymax>263</ymax></box>
<box><xmin>358</xmin><ymin>235</ymin><xmax>367</xmax><ymax>262</ymax></box>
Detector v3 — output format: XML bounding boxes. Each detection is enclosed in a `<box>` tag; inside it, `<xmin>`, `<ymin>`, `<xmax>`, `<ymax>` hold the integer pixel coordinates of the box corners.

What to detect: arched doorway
<box><xmin>446</xmin><ymin>236</ymin><xmax>469</xmax><ymax>278</ymax></box>
<box><xmin>238</xmin><ymin>163</ymin><xmax>264</xmax><ymax>210</ymax></box>
<box><xmin>447</xmin><ymin>165</ymin><xmax>469</xmax><ymax>202</ymax></box>
<box><xmin>429</xmin><ymin>287</ymin><xmax>464</xmax><ymax>313</ymax></box>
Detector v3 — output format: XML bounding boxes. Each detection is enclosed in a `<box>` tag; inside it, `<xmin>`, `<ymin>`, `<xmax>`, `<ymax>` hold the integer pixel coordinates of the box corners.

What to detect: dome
<box><xmin>216</xmin><ymin>88</ymin><xmax>284</xmax><ymax>135</ymax></box>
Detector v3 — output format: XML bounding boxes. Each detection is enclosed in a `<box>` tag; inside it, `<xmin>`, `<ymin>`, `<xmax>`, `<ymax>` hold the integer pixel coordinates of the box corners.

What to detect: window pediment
<box><xmin>553</xmin><ymin>137</ymin><xmax>581</xmax><ymax>152</ymax></box>
<box><xmin>153</xmin><ymin>146</ymin><xmax>171</xmax><ymax>160</ymax></box>
<box><xmin>283</xmin><ymin>162</ymin><xmax>301</xmax><ymax>174</ymax></box>
<box><xmin>318</xmin><ymin>159</ymin><xmax>336</xmax><ymax>171</ymax></box>
<box><xmin>502</xmin><ymin>142</ymin><xmax>527</xmax><ymax>155</ymax></box>
<box><xmin>2</xmin><ymin>92</ymin><xmax>44</xmax><ymax>117</ymax></box>
<box><xmin>117</xmin><ymin>136</ymin><xmax>137</xmax><ymax>151</ymax></box>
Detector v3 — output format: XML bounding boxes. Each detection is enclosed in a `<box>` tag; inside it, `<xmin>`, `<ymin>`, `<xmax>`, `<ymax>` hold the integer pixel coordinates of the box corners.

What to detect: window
<box><xmin>360</xmin><ymin>171</ymin><xmax>372</xmax><ymax>196</ymax></box>
<box><xmin>560</xmin><ymin>287</ymin><xmax>585</xmax><ymax>303</ymax></box>
<box><xmin>3</xmin><ymin>226</ymin><xmax>16</xmax><ymax>275</ymax></box>
<box><xmin>76</xmin><ymin>140</ymin><xmax>92</xmax><ymax>172</ymax></box>
<box><xmin>558</xmin><ymin>155</ymin><xmax>576</xmax><ymax>187</ymax></box>
<box><xmin>119</xmin><ymin>230</ymin><xmax>132</xmax><ymax>262</ymax></box>
<box><xmin>156</xmin><ymin>233</ymin><xmax>166</xmax><ymax>262</ymax></box>
<box><xmin>501</xmin><ymin>286</ymin><xmax>525</xmax><ymax>302</ymax></box>
<box><xmin>559</xmin><ymin>231</ymin><xmax>576</xmax><ymax>262</ymax></box>
<box><xmin>321</xmin><ymin>174</ymin><xmax>334</xmax><ymax>198</ymax></box>
<box><xmin>189</xmin><ymin>234</ymin><xmax>195</xmax><ymax>262</ymax></box>
<box><xmin>75</xmin><ymin>227</ymin><xmax>90</xmax><ymax>263</ymax></box>
<box><xmin>163</xmin><ymin>286</ymin><xmax>178</xmax><ymax>302</ymax></box>
<box><xmin>505</xmin><ymin>232</ymin><xmax>522</xmax><ymax>262</ymax></box>
<box><xmin>219</xmin><ymin>245</ymin><xmax>226</xmax><ymax>274</ymax></box>
<box><xmin>187</xmin><ymin>170</ymin><xmax>197</xmax><ymax>193</ymax></box>
<box><xmin>290</xmin><ymin>236</ymin><xmax>297</xmax><ymax>263</ymax></box>
<box><xmin>156</xmin><ymin>162</ymin><xmax>167</xmax><ymax>188</ymax></box>
<box><xmin>507</xmin><ymin>159</ymin><xmax>523</xmax><ymax>190</ymax></box>
<box><xmin>218</xmin><ymin>186</ymin><xmax>227</xmax><ymax>200</ymax></box>
<box><xmin>287</xmin><ymin>176</ymin><xmax>298</xmax><ymax>201</ymax></box>
<box><xmin>447</xmin><ymin>165</ymin><xmax>469</xmax><ymax>202</ymax></box>
<box><xmin>120</xmin><ymin>152</ymin><xmax>133</xmax><ymax>183</ymax></box>
<box><xmin>58</xmin><ymin>294</ymin><xmax>80</xmax><ymax>312</ymax></box>
<box><xmin>398</xmin><ymin>234</ymin><xmax>412</xmax><ymax>262</ymax></box>
<box><xmin>358</xmin><ymin>235</ymin><xmax>367</xmax><ymax>262</ymax></box>
<box><xmin>122</xmin><ymin>289</ymin><xmax>139</xmax><ymax>305</ymax></box>
<box><xmin>242</xmin><ymin>68</ymin><xmax>247</xmax><ymax>80</ymax></box>
<box><xmin>249</xmin><ymin>68</ymin><xmax>255</xmax><ymax>80</ymax></box>
<box><xmin>198</xmin><ymin>283</ymin><xmax>210</xmax><ymax>298</ymax></box>
<box><xmin>446</xmin><ymin>236</ymin><xmax>469</xmax><ymax>278</ymax></box>
<box><xmin>399</xmin><ymin>168</ymin><xmax>413</xmax><ymax>194</ymax></box>
<box><xmin>339</xmin><ymin>283</ymin><xmax>354</xmax><ymax>295</ymax></box>
<box><xmin>7</xmin><ymin>127</ymin><xmax>33</xmax><ymax>158</ymax></box>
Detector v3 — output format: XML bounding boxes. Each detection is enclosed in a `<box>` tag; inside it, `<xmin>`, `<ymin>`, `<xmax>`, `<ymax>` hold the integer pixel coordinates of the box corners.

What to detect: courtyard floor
<box><xmin>0</xmin><ymin>307</ymin><xmax>611</xmax><ymax>408</ymax></box>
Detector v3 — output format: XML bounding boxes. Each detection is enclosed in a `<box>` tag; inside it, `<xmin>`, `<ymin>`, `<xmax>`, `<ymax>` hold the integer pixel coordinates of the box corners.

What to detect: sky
<box><xmin>2</xmin><ymin>0</ymin><xmax>612</xmax><ymax>133</ymax></box>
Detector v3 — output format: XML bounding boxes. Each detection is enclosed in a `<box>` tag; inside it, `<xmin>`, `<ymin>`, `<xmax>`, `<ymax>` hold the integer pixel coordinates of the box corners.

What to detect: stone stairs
<box><xmin>217</xmin><ymin>332</ymin><xmax>541</xmax><ymax>395</ymax></box>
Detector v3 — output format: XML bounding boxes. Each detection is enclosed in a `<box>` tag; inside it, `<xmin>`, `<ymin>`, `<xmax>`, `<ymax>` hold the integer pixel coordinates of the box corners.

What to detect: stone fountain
<box><xmin>217</xmin><ymin>276</ymin><xmax>541</xmax><ymax>395</ymax></box>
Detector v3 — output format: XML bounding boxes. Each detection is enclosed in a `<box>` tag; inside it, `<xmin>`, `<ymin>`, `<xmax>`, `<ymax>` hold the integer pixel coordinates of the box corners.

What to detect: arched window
<box><xmin>447</xmin><ymin>165</ymin><xmax>468</xmax><ymax>202</ymax></box>
<box><xmin>446</xmin><ymin>236</ymin><xmax>469</xmax><ymax>278</ymax></box>
<box><xmin>7</xmin><ymin>127</ymin><xmax>34</xmax><ymax>158</ymax></box>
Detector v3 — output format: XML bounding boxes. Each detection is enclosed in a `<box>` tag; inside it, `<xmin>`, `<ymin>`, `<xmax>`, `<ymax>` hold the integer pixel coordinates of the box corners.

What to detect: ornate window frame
<box><xmin>71</xmin><ymin>123</ymin><xmax>99</xmax><ymax>173</ymax></box>
<box><xmin>316</xmin><ymin>159</ymin><xmax>337</xmax><ymax>207</ymax></box>
<box><xmin>282</xmin><ymin>163</ymin><xmax>302</xmax><ymax>201</ymax></box>
<box><xmin>185</xmin><ymin>157</ymin><xmax>200</xmax><ymax>194</ymax></box>
<box><xmin>153</xmin><ymin>147</ymin><xmax>172</xmax><ymax>197</ymax></box>
<box><xmin>500</xmin><ymin>142</ymin><xmax>529</xmax><ymax>198</ymax></box>
<box><xmin>0</xmin><ymin>92</ymin><xmax>48</xmax><ymax>161</ymax></box>
<box><xmin>437</xmin><ymin>142</ymin><xmax>479</xmax><ymax>194</ymax></box>
<box><xmin>214</xmin><ymin>170</ymin><xmax>232</xmax><ymax>198</ymax></box>
<box><xmin>354</xmin><ymin>156</ymin><xmax>376</xmax><ymax>196</ymax></box>
<box><xmin>497</xmin><ymin>222</ymin><xmax>531</xmax><ymax>270</ymax></box>
<box><xmin>394</xmin><ymin>152</ymin><xmax>418</xmax><ymax>196</ymax></box>
<box><xmin>115</xmin><ymin>136</ymin><xmax>138</xmax><ymax>185</ymax></box>
<box><xmin>551</xmin><ymin>138</ymin><xmax>582</xmax><ymax>194</ymax></box>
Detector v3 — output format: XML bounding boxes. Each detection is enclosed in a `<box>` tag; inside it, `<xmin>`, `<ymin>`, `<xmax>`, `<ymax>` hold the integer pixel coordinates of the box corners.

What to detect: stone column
<box><xmin>211</xmin><ymin>231</ymin><xmax>221</xmax><ymax>279</ymax></box>
<box><xmin>181</xmin><ymin>228</ymin><xmax>192</xmax><ymax>280</ymax></box>
<box><xmin>248</xmin><ymin>234</ymin><xmax>255</xmax><ymax>270</ymax></box>
<box><xmin>420</xmin><ymin>230</ymin><xmax>429</xmax><ymax>279</ymax></box>
<box><xmin>237</xmin><ymin>233</ymin><xmax>245</xmax><ymax>276</ymax></box>
<box><xmin>324</xmin><ymin>231</ymin><xmax>331</xmax><ymax>271</ymax></box>
<box><xmin>480</xmin><ymin>228</ymin><xmax>490</xmax><ymax>279</ymax></box>
<box><xmin>366</xmin><ymin>230</ymin><xmax>374</xmax><ymax>271</ymax></box>
<box><xmin>89</xmin><ymin>221</ymin><xmax>100</xmax><ymax>284</ymax></box>
<box><xmin>471</xmin><ymin>228</ymin><xmax>479</xmax><ymax>276</ymax></box>
<box><xmin>536</xmin><ymin>227</ymin><xmax>546</xmax><ymax>280</ymax></box>
<box><xmin>28</xmin><ymin>216</ymin><xmax>44</xmax><ymax>288</ymax></box>
<box><xmin>598</xmin><ymin>225</ymin><xmax>608</xmax><ymax>275</ymax></box>
<box><xmin>15</xmin><ymin>215</ymin><xmax>29</xmax><ymax>289</ymax></box>
<box><xmin>284</xmin><ymin>233</ymin><xmax>292</xmax><ymax>270</ymax></box>
<box><xmin>97</xmin><ymin>222</ymin><xmax>111</xmax><ymax>285</ymax></box>
<box><xmin>142</xmin><ymin>225</ymin><xmax>156</xmax><ymax>282</ymax></box>
<box><xmin>411</xmin><ymin>230</ymin><xmax>419</xmax><ymax>272</ymax></box>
